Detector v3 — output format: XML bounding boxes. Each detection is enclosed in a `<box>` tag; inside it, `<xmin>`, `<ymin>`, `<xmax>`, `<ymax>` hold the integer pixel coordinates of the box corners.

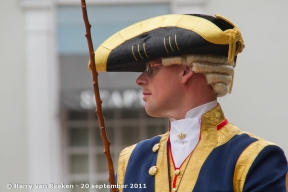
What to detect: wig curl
<box><xmin>162</xmin><ymin>54</ymin><xmax>235</xmax><ymax>97</ymax></box>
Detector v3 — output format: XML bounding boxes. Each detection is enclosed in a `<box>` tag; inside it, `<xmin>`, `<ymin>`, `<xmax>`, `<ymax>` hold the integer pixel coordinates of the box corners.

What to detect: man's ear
<box><xmin>181</xmin><ymin>65</ymin><xmax>193</xmax><ymax>84</ymax></box>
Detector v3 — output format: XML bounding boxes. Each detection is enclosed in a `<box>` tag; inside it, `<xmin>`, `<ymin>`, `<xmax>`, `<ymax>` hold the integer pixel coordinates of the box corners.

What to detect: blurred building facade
<box><xmin>1</xmin><ymin>0</ymin><xmax>288</xmax><ymax>192</ymax></box>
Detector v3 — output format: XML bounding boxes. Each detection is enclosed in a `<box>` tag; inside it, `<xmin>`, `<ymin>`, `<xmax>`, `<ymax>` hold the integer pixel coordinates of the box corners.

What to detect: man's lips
<box><xmin>143</xmin><ymin>92</ymin><xmax>151</xmax><ymax>101</ymax></box>
<box><xmin>143</xmin><ymin>92</ymin><xmax>151</xmax><ymax>95</ymax></box>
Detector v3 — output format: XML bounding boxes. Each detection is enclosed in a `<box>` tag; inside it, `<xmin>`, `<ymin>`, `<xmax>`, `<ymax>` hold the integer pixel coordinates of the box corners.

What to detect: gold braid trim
<box><xmin>155</xmin><ymin>132</ymin><xmax>170</xmax><ymax>192</ymax></box>
<box><xmin>233</xmin><ymin>139</ymin><xmax>275</xmax><ymax>192</ymax></box>
<box><xmin>117</xmin><ymin>144</ymin><xmax>136</xmax><ymax>192</ymax></box>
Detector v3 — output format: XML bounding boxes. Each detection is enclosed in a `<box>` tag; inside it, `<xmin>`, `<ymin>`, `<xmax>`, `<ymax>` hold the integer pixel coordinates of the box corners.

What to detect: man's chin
<box><xmin>144</xmin><ymin>106</ymin><xmax>155</xmax><ymax>117</ymax></box>
<box><xmin>144</xmin><ymin>106</ymin><xmax>163</xmax><ymax>118</ymax></box>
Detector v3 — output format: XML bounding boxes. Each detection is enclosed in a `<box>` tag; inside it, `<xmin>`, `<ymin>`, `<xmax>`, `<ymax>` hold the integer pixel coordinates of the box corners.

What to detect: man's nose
<box><xmin>136</xmin><ymin>72</ymin><xmax>148</xmax><ymax>86</ymax></box>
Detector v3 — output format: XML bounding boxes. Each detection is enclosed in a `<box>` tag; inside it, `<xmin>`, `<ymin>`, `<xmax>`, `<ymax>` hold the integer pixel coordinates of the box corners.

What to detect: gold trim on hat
<box><xmin>137</xmin><ymin>44</ymin><xmax>144</xmax><ymax>59</ymax></box>
<box><xmin>174</xmin><ymin>34</ymin><xmax>180</xmax><ymax>51</ymax></box>
<box><xmin>93</xmin><ymin>14</ymin><xmax>244</xmax><ymax>71</ymax></box>
<box><xmin>131</xmin><ymin>45</ymin><xmax>138</xmax><ymax>61</ymax></box>
<box><xmin>169</xmin><ymin>36</ymin><xmax>175</xmax><ymax>52</ymax></box>
<box><xmin>163</xmin><ymin>37</ymin><xmax>169</xmax><ymax>53</ymax></box>
<box><xmin>143</xmin><ymin>43</ymin><xmax>149</xmax><ymax>58</ymax></box>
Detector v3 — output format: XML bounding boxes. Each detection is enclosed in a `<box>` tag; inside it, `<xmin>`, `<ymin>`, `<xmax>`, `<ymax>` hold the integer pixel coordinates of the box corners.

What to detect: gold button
<box><xmin>152</xmin><ymin>143</ymin><xmax>160</xmax><ymax>152</ymax></box>
<box><xmin>175</xmin><ymin>169</ymin><xmax>180</xmax><ymax>175</ymax></box>
<box><xmin>148</xmin><ymin>166</ymin><xmax>158</xmax><ymax>176</ymax></box>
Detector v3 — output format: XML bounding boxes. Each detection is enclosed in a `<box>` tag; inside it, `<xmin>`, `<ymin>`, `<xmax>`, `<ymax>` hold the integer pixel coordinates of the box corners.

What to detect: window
<box><xmin>62</xmin><ymin>109</ymin><xmax>168</xmax><ymax>192</ymax></box>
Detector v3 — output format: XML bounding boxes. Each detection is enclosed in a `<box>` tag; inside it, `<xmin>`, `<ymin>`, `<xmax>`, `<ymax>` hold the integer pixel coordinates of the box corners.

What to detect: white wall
<box><xmin>0</xmin><ymin>0</ymin><xmax>28</xmax><ymax>191</ymax></box>
<box><xmin>0</xmin><ymin>0</ymin><xmax>62</xmax><ymax>191</ymax></box>
<box><xmin>204</xmin><ymin>0</ymin><xmax>288</xmax><ymax>155</ymax></box>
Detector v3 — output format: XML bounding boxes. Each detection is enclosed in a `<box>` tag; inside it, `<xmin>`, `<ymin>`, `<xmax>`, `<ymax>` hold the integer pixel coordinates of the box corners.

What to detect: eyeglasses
<box><xmin>144</xmin><ymin>62</ymin><xmax>163</xmax><ymax>76</ymax></box>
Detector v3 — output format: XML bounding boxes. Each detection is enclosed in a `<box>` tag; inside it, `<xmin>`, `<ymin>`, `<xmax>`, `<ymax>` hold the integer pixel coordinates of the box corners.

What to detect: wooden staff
<box><xmin>80</xmin><ymin>1</ymin><xmax>116</xmax><ymax>190</ymax></box>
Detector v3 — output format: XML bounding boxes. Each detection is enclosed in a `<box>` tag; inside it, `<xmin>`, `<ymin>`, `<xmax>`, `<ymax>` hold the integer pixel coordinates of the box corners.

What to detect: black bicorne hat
<box><xmin>91</xmin><ymin>14</ymin><xmax>244</xmax><ymax>72</ymax></box>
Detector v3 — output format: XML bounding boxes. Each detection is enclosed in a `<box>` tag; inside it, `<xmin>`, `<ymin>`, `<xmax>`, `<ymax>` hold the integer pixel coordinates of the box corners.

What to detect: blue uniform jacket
<box><xmin>117</xmin><ymin>105</ymin><xmax>288</xmax><ymax>192</ymax></box>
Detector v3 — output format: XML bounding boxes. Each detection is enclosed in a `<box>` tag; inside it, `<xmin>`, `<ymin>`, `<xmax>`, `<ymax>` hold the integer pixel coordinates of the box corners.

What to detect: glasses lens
<box><xmin>145</xmin><ymin>63</ymin><xmax>152</xmax><ymax>76</ymax></box>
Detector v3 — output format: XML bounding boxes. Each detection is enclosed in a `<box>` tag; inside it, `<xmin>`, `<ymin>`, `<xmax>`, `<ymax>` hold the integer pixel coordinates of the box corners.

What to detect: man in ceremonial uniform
<box><xmin>93</xmin><ymin>14</ymin><xmax>288</xmax><ymax>191</ymax></box>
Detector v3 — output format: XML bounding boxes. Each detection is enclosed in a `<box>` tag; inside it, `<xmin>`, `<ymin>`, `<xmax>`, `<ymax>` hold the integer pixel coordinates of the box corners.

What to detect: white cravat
<box><xmin>169</xmin><ymin>100</ymin><xmax>218</xmax><ymax>168</ymax></box>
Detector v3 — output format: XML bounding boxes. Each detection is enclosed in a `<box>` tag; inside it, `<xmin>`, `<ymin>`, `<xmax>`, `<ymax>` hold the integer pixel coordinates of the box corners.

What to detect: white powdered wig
<box><xmin>162</xmin><ymin>54</ymin><xmax>235</xmax><ymax>97</ymax></box>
